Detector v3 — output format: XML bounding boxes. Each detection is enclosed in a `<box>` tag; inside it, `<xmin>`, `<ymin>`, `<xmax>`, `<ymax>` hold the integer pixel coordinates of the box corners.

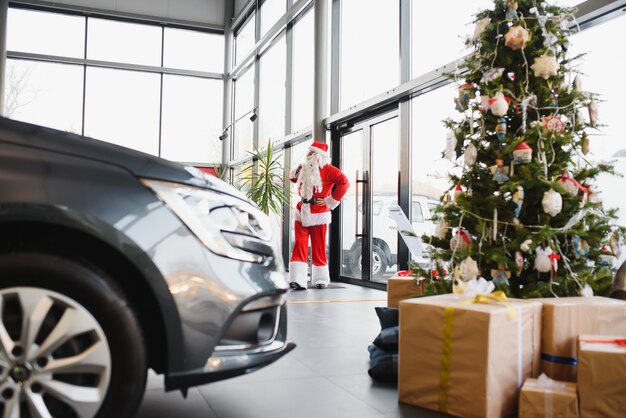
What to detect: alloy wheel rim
<box><xmin>357</xmin><ymin>253</ymin><xmax>383</xmax><ymax>275</ymax></box>
<box><xmin>0</xmin><ymin>287</ymin><xmax>111</xmax><ymax>418</ymax></box>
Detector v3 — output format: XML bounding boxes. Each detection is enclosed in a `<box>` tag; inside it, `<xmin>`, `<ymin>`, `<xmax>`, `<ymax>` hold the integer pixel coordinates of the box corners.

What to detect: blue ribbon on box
<box><xmin>541</xmin><ymin>352</ymin><xmax>578</xmax><ymax>365</ymax></box>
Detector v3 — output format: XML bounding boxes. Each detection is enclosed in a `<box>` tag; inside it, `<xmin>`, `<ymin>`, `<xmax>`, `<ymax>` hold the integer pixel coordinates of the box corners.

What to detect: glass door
<box><xmin>339</xmin><ymin>112</ymin><xmax>399</xmax><ymax>284</ymax></box>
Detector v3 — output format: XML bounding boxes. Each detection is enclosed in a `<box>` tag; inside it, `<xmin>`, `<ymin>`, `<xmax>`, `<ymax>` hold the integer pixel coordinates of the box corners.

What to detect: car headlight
<box><xmin>141</xmin><ymin>179</ymin><xmax>274</xmax><ymax>263</ymax></box>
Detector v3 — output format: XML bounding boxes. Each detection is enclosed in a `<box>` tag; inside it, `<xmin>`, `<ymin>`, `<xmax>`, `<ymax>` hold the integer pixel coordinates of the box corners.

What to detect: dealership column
<box><xmin>313</xmin><ymin>0</ymin><xmax>328</xmax><ymax>143</ymax></box>
<box><xmin>0</xmin><ymin>0</ymin><xmax>8</xmax><ymax>116</ymax></box>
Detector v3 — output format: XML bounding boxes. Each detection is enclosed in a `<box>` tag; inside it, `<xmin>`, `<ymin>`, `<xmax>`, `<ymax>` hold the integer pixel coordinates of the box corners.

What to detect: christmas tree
<box><xmin>417</xmin><ymin>0</ymin><xmax>624</xmax><ymax>298</ymax></box>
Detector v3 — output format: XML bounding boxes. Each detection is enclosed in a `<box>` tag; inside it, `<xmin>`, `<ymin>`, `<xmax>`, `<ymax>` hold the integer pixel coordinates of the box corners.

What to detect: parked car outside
<box><xmin>342</xmin><ymin>194</ymin><xmax>438</xmax><ymax>277</ymax></box>
<box><xmin>0</xmin><ymin>117</ymin><xmax>294</xmax><ymax>418</ymax></box>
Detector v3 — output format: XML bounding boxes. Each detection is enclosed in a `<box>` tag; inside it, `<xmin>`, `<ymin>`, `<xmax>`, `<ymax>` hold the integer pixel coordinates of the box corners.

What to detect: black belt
<box><xmin>301</xmin><ymin>197</ymin><xmax>319</xmax><ymax>205</ymax></box>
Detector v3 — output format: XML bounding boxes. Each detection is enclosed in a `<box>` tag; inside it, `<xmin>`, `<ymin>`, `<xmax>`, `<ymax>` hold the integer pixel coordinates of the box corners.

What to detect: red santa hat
<box><xmin>308</xmin><ymin>141</ymin><xmax>329</xmax><ymax>157</ymax></box>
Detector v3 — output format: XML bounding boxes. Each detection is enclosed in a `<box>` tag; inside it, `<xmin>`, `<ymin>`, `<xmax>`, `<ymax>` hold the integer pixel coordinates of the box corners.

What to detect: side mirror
<box><xmin>611</xmin><ymin>260</ymin><xmax>626</xmax><ymax>300</ymax></box>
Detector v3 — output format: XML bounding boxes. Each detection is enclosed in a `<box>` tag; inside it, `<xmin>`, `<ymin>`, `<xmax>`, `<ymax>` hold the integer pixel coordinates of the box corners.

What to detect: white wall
<box><xmin>31</xmin><ymin>0</ymin><xmax>225</xmax><ymax>26</ymax></box>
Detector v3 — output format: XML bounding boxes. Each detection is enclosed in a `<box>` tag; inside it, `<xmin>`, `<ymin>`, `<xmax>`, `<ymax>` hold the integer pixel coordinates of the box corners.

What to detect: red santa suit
<box><xmin>289</xmin><ymin>141</ymin><xmax>349</xmax><ymax>289</ymax></box>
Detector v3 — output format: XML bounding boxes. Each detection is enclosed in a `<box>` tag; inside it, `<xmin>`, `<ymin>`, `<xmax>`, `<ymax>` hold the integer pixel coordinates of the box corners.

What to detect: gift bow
<box><xmin>469</xmin><ymin>290</ymin><xmax>518</xmax><ymax>320</ymax></box>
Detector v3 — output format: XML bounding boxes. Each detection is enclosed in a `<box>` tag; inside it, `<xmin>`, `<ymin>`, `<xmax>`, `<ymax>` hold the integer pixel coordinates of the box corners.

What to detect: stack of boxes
<box><xmin>392</xmin><ymin>288</ymin><xmax>626</xmax><ymax>417</ymax></box>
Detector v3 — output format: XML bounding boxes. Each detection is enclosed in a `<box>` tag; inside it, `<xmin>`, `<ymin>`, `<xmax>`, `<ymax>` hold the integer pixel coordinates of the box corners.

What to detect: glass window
<box><xmin>340</xmin><ymin>0</ymin><xmax>399</xmax><ymax>110</ymax></box>
<box><xmin>411</xmin><ymin>0</ymin><xmax>491</xmax><ymax>78</ymax></box>
<box><xmin>235</xmin><ymin>14</ymin><xmax>256</xmax><ymax>66</ymax></box>
<box><xmin>289</xmin><ymin>140</ymin><xmax>310</xmax><ymax>255</ymax></box>
<box><xmin>4</xmin><ymin>59</ymin><xmax>83</xmax><ymax>133</ymax></box>
<box><xmin>233</xmin><ymin>67</ymin><xmax>255</xmax><ymax>159</ymax></box>
<box><xmin>87</xmin><ymin>18</ymin><xmax>161</xmax><ymax>66</ymax></box>
<box><xmin>7</xmin><ymin>8</ymin><xmax>85</xmax><ymax>58</ymax></box>
<box><xmin>260</xmin><ymin>0</ymin><xmax>285</xmax><ymax>38</ymax></box>
<box><xmin>164</xmin><ymin>28</ymin><xmax>224</xmax><ymax>73</ymax></box>
<box><xmin>84</xmin><ymin>67</ymin><xmax>160</xmax><ymax>155</ymax></box>
<box><xmin>411</xmin><ymin>84</ymin><xmax>461</xmax><ymax>234</ymax></box>
<box><xmin>569</xmin><ymin>15</ymin><xmax>626</xmax><ymax>228</ymax></box>
<box><xmin>161</xmin><ymin>75</ymin><xmax>223</xmax><ymax>163</ymax></box>
<box><xmin>259</xmin><ymin>35</ymin><xmax>287</xmax><ymax>149</ymax></box>
<box><xmin>292</xmin><ymin>10</ymin><xmax>314</xmax><ymax>133</ymax></box>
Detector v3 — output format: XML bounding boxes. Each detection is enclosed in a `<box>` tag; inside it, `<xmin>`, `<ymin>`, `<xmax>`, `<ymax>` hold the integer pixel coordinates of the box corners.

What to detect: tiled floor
<box><xmin>137</xmin><ymin>283</ymin><xmax>445</xmax><ymax>418</ymax></box>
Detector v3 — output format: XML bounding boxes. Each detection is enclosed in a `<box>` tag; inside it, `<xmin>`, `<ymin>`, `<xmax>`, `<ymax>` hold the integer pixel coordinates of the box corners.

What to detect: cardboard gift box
<box><xmin>577</xmin><ymin>335</ymin><xmax>626</xmax><ymax>417</ymax></box>
<box><xmin>519</xmin><ymin>376</ymin><xmax>578</xmax><ymax>418</ymax></box>
<box><xmin>538</xmin><ymin>296</ymin><xmax>626</xmax><ymax>381</ymax></box>
<box><xmin>387</xmin><ymin>274</ymin><xmax>425</xmax><ymax>308</ymax></box>
<box><xmin>398</xmin><ymin>293</ymin><xmax>542</xmax><ymax>418</ymax></box>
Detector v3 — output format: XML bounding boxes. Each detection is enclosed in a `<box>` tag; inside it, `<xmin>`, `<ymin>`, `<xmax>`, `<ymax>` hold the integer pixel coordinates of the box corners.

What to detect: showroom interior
<box><xmin>2</xmin><ymin>0</ymin><xmax>626</xmax><ymax>417</ymax></box>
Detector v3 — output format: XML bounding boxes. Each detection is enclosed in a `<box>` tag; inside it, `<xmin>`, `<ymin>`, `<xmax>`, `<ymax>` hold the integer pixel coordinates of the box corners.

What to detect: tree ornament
<box><xmin>460</xmin><ymin>256</ymin><xmax>480</xmax><ymax>281</ymax></box>
<box><xmin>513</xmin><ymin>185</ymin><xmax>524</xmax><ymax>219</ymax></box>
<box><xmin>464</xmin><ymin>142</ymin><xmax>478</xmax><ymax>166</ymax></box>
<box><xmin>573</xmin><ymin>235</ymin><xmax>590</xmax><ymax>259</ymax></box>
<box><xmin>520</xmin><ymin>239</ymin><xmax>533</xmax><ymax>252</ymax></box>
<box><xmin>513</xmin><ymin>142</ymin><xmax>532</xmax><ymax>164</ymax></box>
<box><xmin>610</xmin><ymin>232</ymin><xmax>622</xmax><ymax>257</ymax></box>
<box><xmin>496</xmin><ymin>117</ymin><xmax>507</xmax><ymax>142</ymax></box>
<box><xmin>599</xmin><ymin>246</ymin><xmax>617</xmax><ymax>268</ymax></box>
<box><xmin>444</xmin><ymin>131</ymin><xmax>457</xmax><ymax>160</ymax></box>
<box><xmin>505</xmin><ymin>0</ymin><xmax>518</xmax><ymax>21</ymax></box>
<box><xmin>588</xmin><ymin>99</ymin><xmax>598</xmax><ymax>128</ymax></box>
<box><xmin>556</xmin><ymin>172</ymin><xmax>580</xmax><ymax>196</ymax></box>
<box><xmin>455</xmin><ymin>83</ymin><xmax>474</xmax><ymax>112</ymax></box>
<box><xmin>534</xmin><ymin>245</ymin><xmax>554</xmax><ymax>273</ymax></box>
<box><xmin>491</xmin><ymin>159</ymin><xmax>510</xmax><ymax>183</ymax></box>
<box><xmin>491</xmin><ymin>265</ymin><xmax>511</xmax><ymax>285</ymax></box>
<box><xmin>588</xmin><ymin>185</ymin><xmax>602</xmax><ymax>204</ymax></box>
<box><xmin>504</xmin><ymin>25</ymin><xmax>530</xmax><ymax>50</ymax></box>
<box><xmin>453</xmin><ymin>184</ymin><xmax>464</xmax><ymax>202</ymax></box>
<box><xmin>542</xmin><ymin>114</ymin><xmax>566</xmax><ymax>134</ymax></box>
<box><xmin>450</xmin><ymin>229</ymin><xmax>471</xmax><ymax>251</ymax></box>
<box><xmin>435</xmin><ymin>218</ymin><xmax>448</xmax><ymax>239</ymax></box>
<box><xmin>573</xmin><ymin>74</ymin><xmax>583</xmax><ymax>92</ymax></box>
<box><xmin>489</xmin><ymin>92</ymin><xmax>509</xmax><ymax>117</ymax></box>
<box><xmin>581</xmin><ymin>132</ymin><xmax>590</xmax><ymax>155</ymax></box>
<box><xmin>542</xmin><ymin>188</ymin><xmax>563</xmax><ymax>217</ymax></box>
<box><xmin>481</xmin><ymin>68</ymin><xmax>505</xmax><ymax>84</ymax></box>
<box><xmin>514</xmin><ymin>251</ymin><xmax>524</xmax><ymax>276</ymax></box>
<box><xmin>473</xmin><ymin>17</ymin><xmax>490</xmax><ymax>41</ymax></box>
<box><xmin>531</xmin><ymin>54</ymin><xmax>559</xmax><ymax>79</ymax></box>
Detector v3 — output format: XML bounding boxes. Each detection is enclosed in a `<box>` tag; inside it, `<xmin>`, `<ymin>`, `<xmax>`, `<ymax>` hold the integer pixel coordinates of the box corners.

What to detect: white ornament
<box><xmin>557</xmin><ymin>174</ymin><xmax>579</xmax><ymax>196</ymax></box>
<box><xmin>473</xmin><ymin>17</ymin><xmax>491</xmax><ymax>41</ymax></box>
<box><xmin>464</xmin><ymin>143</ymin><xmax>478</xmax><ymax>166</ymax></box>
<box><xmin>588</xmin><ymin>99</ymin><xmax>598</xmax><ymax>128</ymax></box>
<box><xmin>531</xmin><ymin>55</ymin><xmax>559</xmax><ymax>80</ymax></box>
<box><xmin>520</xmin><ymin>239</ymin><xmax>533</xmax><ymax>252</ymax></box>
<box><xmin>534</xmin><ymin>246</ymin><xmax>554</xmax><ymax>273</ymax></box>
<box><xmin>444</xmin><ymin>131</ymin><xmax>457</xmax><ymax>160</ymax></box>
<box><xmin>489</xmin><ymin>92</ymin><xmax>509</xmax><ymax>117</ymax></box>
<box><xmin>542</xmin><ymin>189</ymin><xmax>563</xmax><ymax>217</ymax></box>
<box><xmin>573</xmin><ymin>74</ymin><xmax>583</xmax><ymax>91</ymax></box>
<box><xmin>450</xmin><ymin>229</ymin><xmax>471</xmax><ymax>251</ymax></box>
<box><xmin>480</xmin><ymin>95</ymin><xmax>491</xmax><ymax>112</ymax></box>
<box><xmin>580</xmin><ymin>284</ymin><xmax>594</xmax><ymax>297</ymax></box>
<box><xmin>460</xmin><ymin>256</ymin><xmax>480</xmax><ymax>281</ymax></box>
<box><xmin>435</xmin><ymin>218</ymin><xmax>448</xmax><ymax>239</ymax></box>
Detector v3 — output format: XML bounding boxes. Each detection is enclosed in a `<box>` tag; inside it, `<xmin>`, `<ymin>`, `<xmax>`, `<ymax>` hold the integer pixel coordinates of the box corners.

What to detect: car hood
<box><xmin>0</xmin><ymin>117</ymin><xmax>247</xmax><ymax>200</ymax></box>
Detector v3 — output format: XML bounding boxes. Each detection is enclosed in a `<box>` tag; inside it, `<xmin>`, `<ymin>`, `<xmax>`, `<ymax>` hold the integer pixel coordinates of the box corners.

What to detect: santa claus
<box><xmin>289</xmin><ymin>141</ymin><xmax>349</xmax><ymax>289</ymax></box>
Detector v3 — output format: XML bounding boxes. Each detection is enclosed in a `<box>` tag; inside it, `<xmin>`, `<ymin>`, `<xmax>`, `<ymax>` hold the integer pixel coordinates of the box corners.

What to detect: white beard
<box><xmin>297</xmin><ymin>153</ymin><xmax>327</xmax><ymax>200</ymax></box>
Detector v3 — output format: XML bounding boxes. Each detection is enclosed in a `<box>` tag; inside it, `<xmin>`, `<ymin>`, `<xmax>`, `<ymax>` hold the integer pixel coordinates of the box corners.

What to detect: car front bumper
<box><xmin>164</xmin><ymin>303</ymin><xmax>295</xmax><ymax>391</ymax></box>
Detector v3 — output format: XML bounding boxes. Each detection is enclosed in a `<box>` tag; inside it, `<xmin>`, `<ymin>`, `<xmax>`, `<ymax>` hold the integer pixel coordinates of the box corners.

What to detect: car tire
<box><xmin>349</xmin><ymin>244</ymin><xmax>388</xmax><ymax>278</ymax></box>
<box><xmin>0</xmin><ymin>252</ymin><xmax>147</xmax><ymax>418</ymax></box>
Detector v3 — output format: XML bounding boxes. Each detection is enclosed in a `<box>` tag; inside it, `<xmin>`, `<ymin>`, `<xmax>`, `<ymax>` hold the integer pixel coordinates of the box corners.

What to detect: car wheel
<box><xmin>349</xmin><ymin>244</ymin><xmax>388</xmax><ymax>278</ymax></box>
<box><xmin>0</xmin><ymin>252</ymin><xmax>147</xmax><ymax>418</ymax></box>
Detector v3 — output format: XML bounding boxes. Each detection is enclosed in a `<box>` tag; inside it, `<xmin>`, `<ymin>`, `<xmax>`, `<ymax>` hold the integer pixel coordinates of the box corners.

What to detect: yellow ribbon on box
<box><xmin>437</xmin><ymin>289</ymin><xmax>518</xmax><ymax>413</ymax></box>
